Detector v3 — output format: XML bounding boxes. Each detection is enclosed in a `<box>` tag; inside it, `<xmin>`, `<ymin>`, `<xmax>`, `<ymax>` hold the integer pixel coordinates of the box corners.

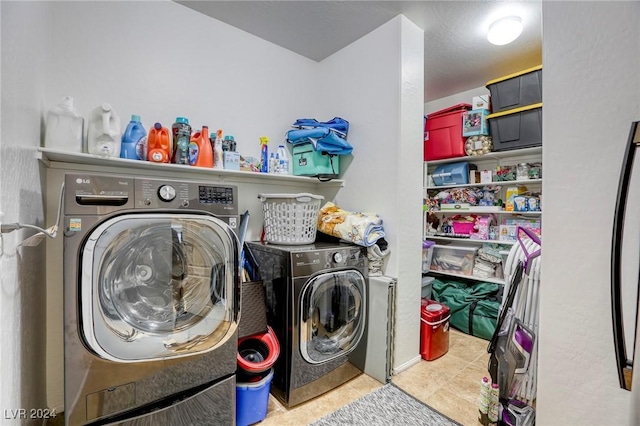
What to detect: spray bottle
<box><xmin>259</xmin><ymin>136</ymin><xmax>269</xmax><ymax>173</ymax></box>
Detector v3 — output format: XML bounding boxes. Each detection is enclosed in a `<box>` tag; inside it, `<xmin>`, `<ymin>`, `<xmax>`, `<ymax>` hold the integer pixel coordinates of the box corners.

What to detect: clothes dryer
<box><xmin>246</xmin><ymin>241</ymin><xmax>368</xmax><ymax>407</ymax></box>
<box><xmin>63</xmin><ymin>173</ymin><xmax>241</xmax><ymax>425</ymax></box>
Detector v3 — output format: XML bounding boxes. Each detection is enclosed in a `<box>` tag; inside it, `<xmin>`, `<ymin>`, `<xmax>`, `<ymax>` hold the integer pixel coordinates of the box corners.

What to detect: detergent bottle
<box><xmin>147</xmin><ymin>122</ymin><xmax>171</xmax><ymax>163</ymax></box>
<box><xmin>87</xmin><ymin>103</ymin><xmax>121</xmax><ymax>157</ymax></box>
<box><xmin>259</xmin><ymin>136</ymin><xmax>269</xmax><ymax>173</ymax></box>
<box><xmin>171</xmin><ymin>117</ymin><xmax>192</xmax><ymax>164</ymax></box>
<box><xmin>189</xmin><ymin>125</ymin><xmax>213</xmax><ymax>167</ymax></box>
<box><xmin>44</xmin><ymin>96</ymin><xmax>84</xmax><ymax>153</ymax></box>
<box><xmin>120</xmin><ymin>115</ymin><xmax>147</xmax><ymax>160</ymax></box>
<box><xmin>213</xmin><ymin>129</ymin><xmax>224</xmax><ymax>169</ymax></box>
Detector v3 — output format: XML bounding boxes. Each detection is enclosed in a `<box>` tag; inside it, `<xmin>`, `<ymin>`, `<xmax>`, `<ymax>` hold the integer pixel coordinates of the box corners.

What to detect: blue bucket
<box><xmin>236</xmin><ymin>369</ymin><xmax>274</xmax><ymax>426</ymax></box>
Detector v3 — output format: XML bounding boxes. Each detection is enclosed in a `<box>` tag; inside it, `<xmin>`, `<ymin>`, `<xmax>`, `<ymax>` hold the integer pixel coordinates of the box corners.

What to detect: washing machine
<box><xmin>63</xmin><ymin>173</ymin><xmax>241</xmax><ymax>425</ymax></box>
<box><xmin>246</xmin><ymin>241</ymin><xmax>368</xmax><ymax>407</ymax></box>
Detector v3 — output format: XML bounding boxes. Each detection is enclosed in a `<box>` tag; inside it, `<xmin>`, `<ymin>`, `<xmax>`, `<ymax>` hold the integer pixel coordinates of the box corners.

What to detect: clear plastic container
<box><xmin>422</xmin><ymin>240</ymin><xmax>435</xmax><ymax>273</ymax></box>
<box><xmin>44</xmin><ymin>96</ymin><xmax>84</xmax><ymax>153</ymax></box>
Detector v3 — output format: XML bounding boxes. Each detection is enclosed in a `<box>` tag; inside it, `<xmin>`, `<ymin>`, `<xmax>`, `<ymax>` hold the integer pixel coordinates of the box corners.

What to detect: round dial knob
<box><xmin>158</xmin><ymin>185</ymin><xmax>176</xmax><ymax>202</ymax></box>
<box><xmin>333</xmin><ymin>252</ymin><xmax>344</xmax><ymax>263</ymax></box>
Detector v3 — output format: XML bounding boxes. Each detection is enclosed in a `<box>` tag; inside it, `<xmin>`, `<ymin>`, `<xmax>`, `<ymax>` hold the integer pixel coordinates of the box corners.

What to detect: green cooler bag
<box><xmin>431</xmin><ymin>278</ymin><xmax>500</xmax><ymax>341</ymax></box>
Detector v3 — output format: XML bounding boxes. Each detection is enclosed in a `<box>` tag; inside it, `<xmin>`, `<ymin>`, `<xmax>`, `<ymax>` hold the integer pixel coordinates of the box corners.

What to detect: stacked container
<box><xmin>485</xmin><ymin>66</ymin><xmax>543</xmax><ymax>151</ymax></box>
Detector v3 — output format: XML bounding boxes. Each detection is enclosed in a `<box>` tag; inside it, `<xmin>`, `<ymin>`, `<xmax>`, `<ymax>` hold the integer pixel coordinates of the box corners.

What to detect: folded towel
<box><xmin>317</xmin><ymin>202</ymin><xmax>385</xmax><ymax>247</ymax></box>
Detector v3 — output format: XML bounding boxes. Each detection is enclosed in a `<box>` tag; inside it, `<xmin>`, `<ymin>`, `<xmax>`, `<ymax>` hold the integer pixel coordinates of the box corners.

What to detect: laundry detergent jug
<box><xmin>87</xmin><ymin>103</ymin><xmax>121</xmax><ymax>157</ymax></box>
<box><xmin>44</xmin><ymin>96</ymin><xmax>84</xmax><ymax>153</ymax></box>
<box><xmin>120</xmin><ymin>114</ymin><xmax>147</xmax><ymax>160</ymax></box>
<box><xmin>189</xmin><ymin>125</ymin><xmax>213</xmax><ymax>167</ymax></box>
<box><xmin>147</xmin><ymin>122</ymin><xmax>171</xmax><ymax>163</ymax></box>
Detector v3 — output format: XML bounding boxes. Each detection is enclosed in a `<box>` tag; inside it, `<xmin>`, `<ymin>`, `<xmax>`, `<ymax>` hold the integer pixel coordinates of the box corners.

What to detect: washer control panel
<box><xmin>134</xmin><ymin>178</ymin><xmax>238</xmax><ymax>215</ymax></box>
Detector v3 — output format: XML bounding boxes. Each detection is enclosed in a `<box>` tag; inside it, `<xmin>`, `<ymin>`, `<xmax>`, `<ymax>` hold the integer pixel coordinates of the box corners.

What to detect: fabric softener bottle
<box><xmin>120</xmin><ymin>114</ymin><xmax>147</xmax><ymax>160</ymax></box>
<box><xmin>171</xmin><ymin>117</ymin><xmax>191</xmax><ymax>164</ymax></box>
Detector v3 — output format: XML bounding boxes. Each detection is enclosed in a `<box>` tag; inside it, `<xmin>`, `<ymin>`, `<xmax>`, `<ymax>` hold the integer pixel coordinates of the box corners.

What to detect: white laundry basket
<box><xmin>258</xmin><ymin>193</ymin><xmax>324</xmax><ymax>245</ymax></box>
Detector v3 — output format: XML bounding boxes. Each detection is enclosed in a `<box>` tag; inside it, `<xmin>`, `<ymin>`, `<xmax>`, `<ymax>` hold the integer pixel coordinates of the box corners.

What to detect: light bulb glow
<box><xmin>487</xmin><ymin>16</ymin><xmax>523</xmax><ymax>46</ymax></box>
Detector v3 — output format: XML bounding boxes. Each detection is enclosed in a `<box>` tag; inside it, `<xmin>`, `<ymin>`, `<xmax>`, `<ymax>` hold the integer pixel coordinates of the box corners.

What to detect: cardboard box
<box><xmin>470</xmin><ymin>170</ymin><xmax>481</xmax><ymax>184</ymax></box>
<box><xmin>462</xmin><ymin>109</ymin><xmax>490</xmax><ymax>137</ymax></box>
<box><xmin>481</xmin><ymin>170</ymin><xmax>493</xmax><ymax>183</ymax></box>
<box><xmin>223</xmin><ymin>151</ymin><xmax>240</xmax><ymax>171</ymax></box>
<box><xmin>505</xmin><ymin>186</ymin><xmax>527</xmax><ymax>212</ymax></box>
<box><xmin>472</xmin><ymin>95</ymin><xmax>490</xmax><ymax>110</ymax></box>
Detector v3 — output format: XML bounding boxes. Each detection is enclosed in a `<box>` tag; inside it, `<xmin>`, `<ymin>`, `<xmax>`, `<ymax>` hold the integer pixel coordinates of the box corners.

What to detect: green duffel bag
<box><xmin>431</xmin><ymin>278</ymin><xmax>500</xmax><ymax>341</ymax></box>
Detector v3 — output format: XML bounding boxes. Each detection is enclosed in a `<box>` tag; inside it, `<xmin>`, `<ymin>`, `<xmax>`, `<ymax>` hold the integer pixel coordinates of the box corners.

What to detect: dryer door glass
<box><xmin>81</xmin><ymin>213</ymin><xmax>239</xmax><ymax>362</ymax></box>
<box><xmin>300</xmin><ymin>269</ymin><xmax>366</xmax><ymax>364</ymax></box>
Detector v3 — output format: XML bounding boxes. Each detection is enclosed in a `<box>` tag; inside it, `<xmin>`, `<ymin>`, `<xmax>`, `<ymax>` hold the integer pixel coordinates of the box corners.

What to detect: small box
<box><xmin>432</xmin><ymin>162</ymin><xmax>471</xmax><ymax>186</ymax></box>
<box><xmin>505</xmin><ymin>186</ymin><xmax>527</xmax><ymax>212</ymax></box>
<box><xmin>486</xmin><ymin>65</ymin><xmax>542</xmax><ymax>113</ymax></box>
<box><xmin>499</xmin><ymin>225</ymin><xmax>517</xmax><ymax>242</ymax></box>
<box><xmin>480</xmin><ymin>170</ymin><xmax>493</xmax><ymax>183</ymax></box>
<box><xmin>223</xmin><ymin>151</ymin><xmax>240</xmax><ymax>171</ymax></box>
<box><xmin>424</xmin><ymin>103</ymin><xmax>472</xmax><ymax>161</ymax></box>
<box><xmin>462</xmin><ymin>109</ymin><xmax>490</xmax><ymax>136</ymax></box>
<box><xmin>513</xmin><ymin>195</ymin><xmax>528</xmax><ymax>212</ymax></box>
<box><xmin>292</xmin><ymin>143</ymin><xmax>339</xmax><ymax>177</ymax></box>
<box><xmin>472</xmin><ymin>95</ymin><xmax>491</xmax><ymax>110</ymax></box>
<box><xmin>469</xmin><ymin>170</ymin><xmax>481</xmax><ymax>184</ymax></box>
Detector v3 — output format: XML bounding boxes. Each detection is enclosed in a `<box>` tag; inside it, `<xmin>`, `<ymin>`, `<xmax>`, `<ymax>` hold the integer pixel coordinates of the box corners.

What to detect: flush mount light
<box><xmin>487</xmin><ymin>16</ymin><xmax>523</xmax><ymax>46</ymax></box>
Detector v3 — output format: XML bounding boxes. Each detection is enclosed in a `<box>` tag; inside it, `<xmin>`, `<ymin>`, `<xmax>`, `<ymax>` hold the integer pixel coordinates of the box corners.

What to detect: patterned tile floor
<box><xmin>261</xmin><ymin>328</ymin><xmax>489</xmax><ymax>425</ymax></box>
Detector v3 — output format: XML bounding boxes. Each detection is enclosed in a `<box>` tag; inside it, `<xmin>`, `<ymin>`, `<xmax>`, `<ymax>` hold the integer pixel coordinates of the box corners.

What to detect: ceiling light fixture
<box><xmin>487</xmin><ymin>16</ymin><xmax>523</xmax><ymax>46</ymax></box>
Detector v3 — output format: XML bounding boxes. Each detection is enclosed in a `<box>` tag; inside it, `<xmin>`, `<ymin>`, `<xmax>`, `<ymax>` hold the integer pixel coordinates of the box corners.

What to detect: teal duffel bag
<box><xmin>430</xmin><ymin>278</ymin><xmax>500</xmax><ymax>341</ymax></box>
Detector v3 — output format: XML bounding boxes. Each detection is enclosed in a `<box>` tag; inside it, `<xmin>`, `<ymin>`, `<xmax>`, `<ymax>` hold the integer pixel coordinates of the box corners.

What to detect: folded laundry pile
<box><xmin>317</xmin><ymin>201</ymin><xmax>389</xmax><ymax>276</ymax></box>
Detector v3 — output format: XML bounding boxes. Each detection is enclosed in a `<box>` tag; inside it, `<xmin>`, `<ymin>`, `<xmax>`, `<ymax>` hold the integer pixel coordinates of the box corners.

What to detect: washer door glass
<box><xmin>81</xmin><ymin>213</ymin><xmax>239</xmax><ymax>362</ymax></box>
<box><xmin>300</xmin><ymin>269</ymin><xmax>366</xmax><ymax>364</ymax></box>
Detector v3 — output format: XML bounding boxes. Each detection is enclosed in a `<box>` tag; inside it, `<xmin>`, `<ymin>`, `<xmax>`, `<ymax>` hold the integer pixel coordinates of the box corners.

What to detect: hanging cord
<box><xmin>0</xmin><ymin>182</ymin><xmax>65</xmax><ymax>239</ymax></box>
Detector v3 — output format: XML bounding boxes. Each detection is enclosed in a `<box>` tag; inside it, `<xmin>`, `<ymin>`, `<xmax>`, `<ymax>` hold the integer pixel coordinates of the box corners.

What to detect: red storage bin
<box><xmin>424</xmin><ymin>103</ymin><xmax>471</xmax><ymax>161</ymax></box>
<box><xmin>420</xmin><ymin>298</ymin><xmax>451</xmax><ymax>361</ymax></box>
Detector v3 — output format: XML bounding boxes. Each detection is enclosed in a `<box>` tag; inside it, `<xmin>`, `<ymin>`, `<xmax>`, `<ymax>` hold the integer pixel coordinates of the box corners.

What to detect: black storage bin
<box><xmin>486</xmin><ymin>66</ymin><xmax>542</xmax><ymax>113</ymax></box>
<box><xmin>487</xmin><ymin>103</ymin><xmax>542</xmax><ymax>152</ymax></box>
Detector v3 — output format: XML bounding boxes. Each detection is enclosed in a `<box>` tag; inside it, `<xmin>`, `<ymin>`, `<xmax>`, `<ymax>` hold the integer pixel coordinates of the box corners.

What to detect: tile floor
<box><xmin>261</xmin><ymin>328</ymin><xmax>489</xmax><ymax>426</ymax></box>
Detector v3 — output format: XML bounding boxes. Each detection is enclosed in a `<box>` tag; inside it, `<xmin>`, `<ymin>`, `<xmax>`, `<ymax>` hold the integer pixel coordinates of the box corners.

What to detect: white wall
<box><xmin>538</xmin><ymin>2</ymin><xmax>640</xmax><ymax>424</ymax></box>
<box><xmin>0</xmin><ymin>2</ymin><xmax>50</xmax><ymax>423</ymax></box>
<box><xmin>318</xmin><ymin>15</ymin><xmax>425</xmax><ymax>372</ymax></box>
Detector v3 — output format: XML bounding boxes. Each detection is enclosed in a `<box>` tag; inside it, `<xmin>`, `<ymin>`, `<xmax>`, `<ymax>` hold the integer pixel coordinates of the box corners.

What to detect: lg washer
<box><xmin>63</xmin><ymin>173</ymin><xmax>240</xmax><ymax>425</ymax></box>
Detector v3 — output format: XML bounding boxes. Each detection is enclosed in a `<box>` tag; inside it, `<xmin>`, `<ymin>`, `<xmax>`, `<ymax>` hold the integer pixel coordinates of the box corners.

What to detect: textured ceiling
<box><xmin>177</xmin><ymin>1</ymin><xmax>542</xmax><ymax>102</ymax></box>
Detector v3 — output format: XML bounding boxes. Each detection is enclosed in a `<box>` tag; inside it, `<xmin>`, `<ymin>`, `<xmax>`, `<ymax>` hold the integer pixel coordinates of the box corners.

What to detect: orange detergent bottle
<box><xmin>147</xmin><ymin>122</ymin><xmax>171</xmax><ymax>163</ymax></box>
<box><xmin>189</xmin><ymin>125</ymin><xmax>213</xmax><ymax>167</ymax></box>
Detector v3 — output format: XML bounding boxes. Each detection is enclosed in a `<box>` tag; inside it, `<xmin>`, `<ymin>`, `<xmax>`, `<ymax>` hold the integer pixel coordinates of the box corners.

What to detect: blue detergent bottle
<box><xmin>121</xmin><ymin>114</ymin><xmax>147</xmax><ymax>160</ymax></box>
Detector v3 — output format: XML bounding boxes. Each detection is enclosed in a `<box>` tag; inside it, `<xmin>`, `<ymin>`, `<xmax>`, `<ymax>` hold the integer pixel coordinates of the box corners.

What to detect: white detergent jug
<box><xmin>87</xmin><ymin>103</ymin><xmax>121</xmax><ymax>157</ymax></box>
<box><xmin>44</xmin><ymin>96</ymin><xmax>84</xmax><ymax>153</ymax></box>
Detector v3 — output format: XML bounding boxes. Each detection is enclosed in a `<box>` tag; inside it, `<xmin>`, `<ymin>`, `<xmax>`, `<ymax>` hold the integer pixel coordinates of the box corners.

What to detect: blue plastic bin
<box><xmin>236</xmin><ymin>369</ymin><xmax>274</xmax><ymax>426</ymax></box>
